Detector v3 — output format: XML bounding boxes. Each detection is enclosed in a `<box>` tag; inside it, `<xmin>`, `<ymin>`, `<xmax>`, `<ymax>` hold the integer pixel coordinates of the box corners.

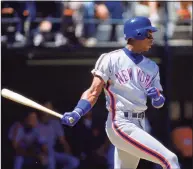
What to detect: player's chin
<box><xmin>145</xmin><ymin>45</ymin><xmax>152</xmax><ymax>51</ymax></box>
<box><xmin>144</xmin><ymin>46</ymin><xmax>151</xmax><ymax>52</ymax></box>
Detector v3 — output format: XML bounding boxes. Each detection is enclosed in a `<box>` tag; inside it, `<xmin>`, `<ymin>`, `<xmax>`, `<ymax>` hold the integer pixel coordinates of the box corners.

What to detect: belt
<box><xmin>124</xmin><ymin>112</ymin><xmax>145</xmax><ymax>119</ymax></box>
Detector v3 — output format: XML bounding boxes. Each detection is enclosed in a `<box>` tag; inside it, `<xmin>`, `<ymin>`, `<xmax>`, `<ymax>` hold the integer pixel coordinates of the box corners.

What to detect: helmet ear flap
<box><xmin>135</xmin><ymin>29</ymin><xmax>148</xmax><ymax>40</ymax></box>
<box><xmin>136</xmin><ymin>30</ymin><xmax>143</xmax><ymax>37</ymax></box>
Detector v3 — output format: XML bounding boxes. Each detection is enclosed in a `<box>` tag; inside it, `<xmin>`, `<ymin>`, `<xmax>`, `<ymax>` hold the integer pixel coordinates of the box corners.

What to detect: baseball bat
<box><xmin>1</xmin><ymin>88</ymin><xmax>74</xmax><ymax>123</ymax></box>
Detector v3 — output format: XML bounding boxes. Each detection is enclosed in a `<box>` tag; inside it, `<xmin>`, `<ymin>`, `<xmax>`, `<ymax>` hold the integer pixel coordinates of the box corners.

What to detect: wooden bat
<box><xmin>1</xmin><ymin>88</ymin><xmax>74</xmax><ymax>123</ymax></box>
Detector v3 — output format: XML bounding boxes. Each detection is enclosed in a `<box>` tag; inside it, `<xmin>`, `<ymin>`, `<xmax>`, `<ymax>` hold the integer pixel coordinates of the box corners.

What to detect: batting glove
<box><xmin>61</xmin><ymin>111</ymin><xmax>81</xmax><ymax>127</ymax></box>
<box><xmin>146</xmin><ymin>87</ymin><xmax>160</xmax><ymax>100</ymax></box>
<box><xmin>147</xmin><ymin>87</ymin><xmax>165</xmax><ymax>108</ymax></box>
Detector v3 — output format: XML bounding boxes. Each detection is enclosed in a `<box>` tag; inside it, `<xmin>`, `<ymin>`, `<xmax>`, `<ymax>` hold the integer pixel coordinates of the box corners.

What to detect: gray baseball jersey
<box><xmin>91</xmin><ymin>48</ymin><xmax>162</xmax><ymax>113</ymax></box>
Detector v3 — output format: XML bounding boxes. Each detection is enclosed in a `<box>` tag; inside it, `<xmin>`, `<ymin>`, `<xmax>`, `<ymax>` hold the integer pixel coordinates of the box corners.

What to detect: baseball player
<box><xmin>8</xmin><ymin>111</ymin><xmax>48</xmax><ymax>169</ymax></box>
<box><xmin>61</xmin><ymin>16</ymin><xmax>180</xmax><ymax>169</ymax></box>
<box><xmin>38</xmin><ymin>102</ymin><xmax>79</xmax><ymax>169</ymax></box>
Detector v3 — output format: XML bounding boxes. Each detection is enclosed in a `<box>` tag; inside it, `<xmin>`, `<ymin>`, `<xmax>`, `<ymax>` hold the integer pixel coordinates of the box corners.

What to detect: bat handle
<box><xmin>69</xmin><ymin>117</ymin><xmax>75</xmax><ymax>124</ymax></box>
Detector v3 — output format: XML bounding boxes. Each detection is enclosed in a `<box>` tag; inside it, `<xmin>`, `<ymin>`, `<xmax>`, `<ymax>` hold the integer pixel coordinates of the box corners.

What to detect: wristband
<box><xmin>152</xmin><ymin>95</ymin><xmax>165</xmax><ymax>108</ymax></box>
<box><xmin>74</xmin><ymin>99</ymin><xmax>92</xmax><ymax>116</ymax></box>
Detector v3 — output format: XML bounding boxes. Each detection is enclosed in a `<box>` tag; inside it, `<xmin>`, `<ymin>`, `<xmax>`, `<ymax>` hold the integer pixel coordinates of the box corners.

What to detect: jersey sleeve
<box><xmin>151</xmin><ymin>66</ymin><xmax>163</xmax><ymax>91</ymax></box>
<box><xmin>91</xmin><ymin>53</ymin><xmax>112</xmax><ymax>83</ymax></box>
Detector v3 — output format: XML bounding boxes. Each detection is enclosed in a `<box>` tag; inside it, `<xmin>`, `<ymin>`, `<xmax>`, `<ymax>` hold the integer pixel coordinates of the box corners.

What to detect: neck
<box><xmin>126</xmin><ymin>45</ymin><xmax>142</xmax><ymax>54</ymax></box>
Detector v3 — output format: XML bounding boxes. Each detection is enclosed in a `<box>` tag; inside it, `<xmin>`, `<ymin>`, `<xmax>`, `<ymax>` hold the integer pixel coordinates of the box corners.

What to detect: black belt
<box><xmin>124</xmin><ymin>112</ymin><xmax>145</xmax><ymax>119</ymax></box>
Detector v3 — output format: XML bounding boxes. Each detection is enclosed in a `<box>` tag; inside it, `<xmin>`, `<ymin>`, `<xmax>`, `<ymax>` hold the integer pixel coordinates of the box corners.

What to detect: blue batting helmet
<box><xmin>124</xmin><ymin>16</ymin><xmax>157</xmax><ymax>40</ymax></box>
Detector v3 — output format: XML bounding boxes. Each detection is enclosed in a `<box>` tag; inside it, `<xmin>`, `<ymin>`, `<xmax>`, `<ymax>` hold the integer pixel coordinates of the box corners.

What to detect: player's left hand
<box><xmin>146</xmin><ymin>87</ymin><xmax>160</xmax><ymax>100</ymax></box>
<box><xmin>61</xmin><ymin>111</ymin><xmax>81</xmax><ymax>127</ymax></box>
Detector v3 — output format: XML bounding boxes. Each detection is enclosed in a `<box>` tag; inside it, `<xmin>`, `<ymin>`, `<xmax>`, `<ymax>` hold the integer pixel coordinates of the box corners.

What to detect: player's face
<box><xmin>133</xmin><ymin>31</ymin><xmax>154</xmax><ymax>52</ymax></box>
<box><xmin>44</xmin><ymin>101</ymin><xmax>53</xmax><ymax>110</ymax></box>
<box><xmin>27</xmin><ymin>112</ymin><xmax>38</xmax><ymax>127</ymax></box>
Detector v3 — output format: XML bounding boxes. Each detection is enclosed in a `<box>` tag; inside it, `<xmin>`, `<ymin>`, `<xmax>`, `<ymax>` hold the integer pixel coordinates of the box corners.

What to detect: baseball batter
<box><xmin>61</xmin><ymin>16</ymin><xmax>180</xmax><ymax>169</ymax></box>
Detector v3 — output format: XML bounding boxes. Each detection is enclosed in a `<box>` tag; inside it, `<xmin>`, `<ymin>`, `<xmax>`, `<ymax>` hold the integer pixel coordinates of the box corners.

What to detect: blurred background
<box><xmin>1</xmin><ymin>1</ymin><xmax>192</xmax><ymax>169</ymax></box>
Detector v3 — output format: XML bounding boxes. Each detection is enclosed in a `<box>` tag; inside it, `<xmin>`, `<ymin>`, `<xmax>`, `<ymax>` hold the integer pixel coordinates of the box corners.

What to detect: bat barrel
<box><xmin>1</xmin><ymin>88</ymin><xmax>63</xmax><ymax>119</ymax></box>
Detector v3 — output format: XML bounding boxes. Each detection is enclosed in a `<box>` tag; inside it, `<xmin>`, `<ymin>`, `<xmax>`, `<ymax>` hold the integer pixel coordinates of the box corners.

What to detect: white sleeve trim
<box><xmin>91</xmin><ymin>69</ymin><xmax>109</xmax><ymax>83</ymax></box>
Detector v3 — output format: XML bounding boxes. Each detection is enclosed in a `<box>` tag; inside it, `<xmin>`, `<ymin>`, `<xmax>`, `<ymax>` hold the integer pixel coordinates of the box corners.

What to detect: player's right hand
<box><xmin>61</xmin><ymin>111</ymin><xmax>81</xmax><ymax>126</ymax></box>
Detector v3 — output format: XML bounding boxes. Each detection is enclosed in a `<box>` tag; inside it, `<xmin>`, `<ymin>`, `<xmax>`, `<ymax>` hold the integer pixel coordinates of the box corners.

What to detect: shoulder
<box><xmin>36</xmin><ymin>122</ymin><xmax>43</xmax><ymax>128</ymax></box>
<box><xmin>49</xmin><ymin>119</ymin><xmax>61</xmax><ymax>126</ymax></box>
<box><xmin>36</xmin><ymin>122</ymin><xmax>47</xmax><ymax>131</ymax></box>
<box><xmin>100</xmin><ymin>49</ymin><xmax>123</xmax><ymax>59</ymax></box>
<box><xmin>107</xmin><ymin>49</ymin><xmax>124</xmax><ymax>59</ymax></box>
<box><xmin>8</xmin><ymin>122</ymin><xmax>24</xmax><ymax>140</ymax></box>
<box><xmin>143</xmin><ymin>57</ymin><xmax>159</xmax><ymax>72</ymax></box>
<box><xmin>13</xmin><ymin>122</ymin><xmax>23</xmax><ymax>129</ymax></box>
<box><xmin>10</xmin><ymin>122</ymin><xmax>23</xmax><ymax>134</ymax></box>
<box><xmin>97</xmin><ymin>49</ymin><xmax>124</xmax><ymax>65</ymax></box>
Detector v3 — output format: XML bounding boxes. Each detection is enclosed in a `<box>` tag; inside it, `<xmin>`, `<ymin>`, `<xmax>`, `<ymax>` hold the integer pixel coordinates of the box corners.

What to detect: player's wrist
<box><xmin>73</xmin><ymin>99</ymin><xmax>92</xmax><ymax>116</ymax></box>
<box><xmin>72</xmin><ymin>109</ymin><xmax>82</xmax><ymax>117</ymax></box>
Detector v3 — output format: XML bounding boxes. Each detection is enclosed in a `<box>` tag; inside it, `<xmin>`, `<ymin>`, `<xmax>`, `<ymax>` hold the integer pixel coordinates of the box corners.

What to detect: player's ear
<box><xmin>127</xmin><ymin>38</ymin><xmax>132</xmax><ymax>44</ymax></box>
<box><xmin>127</xmin><ymin>38</ymin><xmax>135</xmax><ymax>45</ymax></box>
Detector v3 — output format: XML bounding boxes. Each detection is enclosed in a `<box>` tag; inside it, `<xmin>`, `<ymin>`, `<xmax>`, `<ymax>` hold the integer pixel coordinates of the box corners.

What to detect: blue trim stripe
<box><xmin>106</xmin><ymin>85</ymin><xmax>171</xmax><ymax>169</ymax></box>
<box><xmin>113</xmin><ymin>123</ymin><xmax>170</xmax><ymax>169</ymax></box>
<box><xmin>122</xmin><ymin>47</ymin><xmax>144</xmax><ymax>64</ymax></box>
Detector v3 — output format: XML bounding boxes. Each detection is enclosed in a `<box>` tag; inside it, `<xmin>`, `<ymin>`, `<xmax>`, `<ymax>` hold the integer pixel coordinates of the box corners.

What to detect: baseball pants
<box><xmin>106</xmin><ymin>111</ymin><xmax>181</xmax><ymax>169</ymax></box>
